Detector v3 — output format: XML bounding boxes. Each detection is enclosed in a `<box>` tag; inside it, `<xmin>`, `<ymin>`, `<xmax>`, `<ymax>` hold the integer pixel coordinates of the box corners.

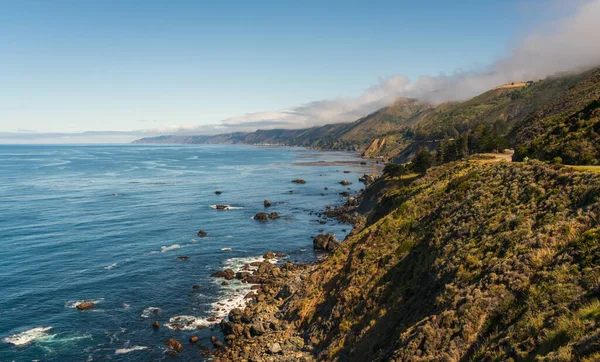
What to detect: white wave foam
<box><xmin>209</xmin><ymin>204</ymin><xmax>243</xmax><ymax>210</ymax></box>
<box><xmin>65</xmin><ymin>298</ymin><xmax>104</xmax><ymax>309</ymax></box>
<box><xmin>160</xmin><ymin>244</ymin><xmax>181</xmax><ymax>253</ymax></box>
<box><xmin>104</xmin><ymin>263</ymin><xmax>118</xmax><ymax>270</ymax></box>
<box><xmin>141</xmin><ymin>307</ymin><xmax>160</xmax><ymax>318</ymax></box>
<box><xmin>3</xmin><ymin>327</ymin><xmax>55</xmax><ymax>346</ymax></box>
<box><xmin>164</xmin><ymin>315</ymin><xmax>213</xmax><ymax>330</ymax></box>
<box><xmin>115</xmin><ymin>345</ymin><xmax>149</xmax><ymax>354</ymax></box>
<box><xmin>221</xmin><ymin>247</ymin><xmax>232</xmax><ymax>251</ymax></box>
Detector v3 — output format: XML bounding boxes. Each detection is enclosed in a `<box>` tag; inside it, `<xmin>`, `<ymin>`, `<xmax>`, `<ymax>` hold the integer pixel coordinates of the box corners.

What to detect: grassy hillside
<box><xmin>511</xmin><ymin>68</ymin><xmax>600</xmax><ymax>165</ymax></box>
<box><xmin>281</xmin><ymin>160</ymin><xmax>600</xmax><ymax>361</ymax></box>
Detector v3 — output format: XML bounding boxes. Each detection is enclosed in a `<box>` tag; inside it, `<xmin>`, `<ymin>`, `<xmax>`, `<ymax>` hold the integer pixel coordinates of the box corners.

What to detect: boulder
<box><xmin>228</xmin><ymin>308</ymin><xmax>243</xmax><ymax>323</ymax></box>
<box><xmin>152</xmin><ymin>321</ymin><xmax>160</xmax><ymax>328</ymax></box>
<box><xmin>189</xmin><ymin>335</ymin><xmax>199</xmax><ymax>343</ymax></box>
<box><xmin>264</xmin><ymin>199</ymin><xmax>271</xmax><ymax>207</ymax></box>
<box><xmin>268</xmin><ymin>212</ymin><xmax>280</xmax><ymax>220</ymax></box>
<box><xmin>340</xmin><ymin>180</ymin><xmax>352</xmax><ymax>186</ymax></box>
<box><xmin>215</xmin><ymin>190</ymin><xmax>222</xmax><ymax>195</ymax></box>
<box><xmin>263</xmin><ymin>251</ymin><xmax>275</xmax><ymax>259</ymax></box>
<box><xmin>360</xmin><ymin>161</ymin><xmax>367</xmax><ymax>165</ymax></box>
<box><xmin>221</xmin><ymin>281</ymin><xmax>229</xmax><ymax>286</ymax></box>
<box><xmin>76</xmin><ymin>302</ymin><xmax>95</xmax><ymax>310</ymax></box>
<box><xmin>165</xmin><ymin>338</ymin><xmax>183</xmax><ymax>353</ymax></box>
<box><xmin>197</xmin><ymin>230</ymin><xmax>207</xmax><ymax>237</ymax></box>
<box><xmin>291</xmin><ymin>179</ymin><xmax>306</xmax><ymax>184</ymax></box>
<box><xmin>254</xmin><ymin>212</ymin><xmax>268</xmax><ymax>222</ymax></box>
<box><xmin>343</xmin><ymin>170</ymin><xmax>351</xmax><ymax>173</ymax></box>
<box><xmin>235</xmin><ymin>271</ymin><xmax>251</xmax><ymax>280</ymax></box>
<box><xmin>313</xmin><ymin>233</ymin><xmax>340</xmax><ymax>252</ymax></box>
<box><xmin>324</xmin><ymin>187</ymin><xmax>329</xmax><ymax>190</ymax></box>
<box><xmin>269</xmin><ymin>342</ymin><xmax>282</xmax><ymax>354</ymax></box>
<box><xmin>215</xmin><ymin>204</ymin><xmax>229</xmax><ymax>210</ymax></box>
<box><xmin>275</xmin><ymin>252</ymin><xmax>286</xmax><ymax>257</ymax></box>
<box><xmin>211</xmin><ymin>269</ymin><xmax>235</xmax><ymax>280</ymax></box>
<box><xmin>244</xmin><ymin>291</ymin><xmax>257</xmax><ymax>299</ymax></box>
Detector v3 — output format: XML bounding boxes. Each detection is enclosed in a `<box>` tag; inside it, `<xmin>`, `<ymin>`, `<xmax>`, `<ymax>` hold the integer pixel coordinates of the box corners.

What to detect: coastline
<box><xmin>201</xmin><ymin>176</ymin><xmax>375</xmax><ymax>361</ymax></box>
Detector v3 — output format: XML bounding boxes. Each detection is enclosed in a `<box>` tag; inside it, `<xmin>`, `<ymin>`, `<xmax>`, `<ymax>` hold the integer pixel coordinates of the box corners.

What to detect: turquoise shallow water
<box><xmin>0</xmin><ymin>144</ymin><xmax>377</xmax><ymax>361</ymax></box>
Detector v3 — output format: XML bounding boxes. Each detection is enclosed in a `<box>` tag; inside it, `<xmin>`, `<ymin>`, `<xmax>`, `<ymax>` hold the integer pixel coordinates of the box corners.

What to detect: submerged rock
<box><xmin>177</xmin><ymin>256</ymin><xmax>190</xmax><ymax>260</ymax></box>
<box><xmin>313</xmin><ymin>233</ymin><xmax>340</xmax><ymax>251</ymax></box>
<box><xmin>76</xmin><ymin>302</ymin><xmax>95</xmax><ymax>310</ymax></box>
<box><xmin>291</xmin><ymin>179</ymin><xmax>306</xmax><ymax>184</ymax></box>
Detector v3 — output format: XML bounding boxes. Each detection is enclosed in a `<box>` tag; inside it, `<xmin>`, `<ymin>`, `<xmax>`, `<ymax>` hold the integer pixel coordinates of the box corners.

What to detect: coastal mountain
<box><xmin>134</xmin><ymin>68</ymin><xmax>600</xmax><ymax>166</ymax></box>
<box><xmin>208</xmin><ymin>66</ymin><xmax>600</xmax><ymax>361</ymax></box>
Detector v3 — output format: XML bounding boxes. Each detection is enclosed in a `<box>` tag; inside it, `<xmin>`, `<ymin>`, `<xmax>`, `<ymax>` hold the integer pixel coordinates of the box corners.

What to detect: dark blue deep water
<box><xmin>0</xmin><ymin>144</ymin><xmax>378</xmax><ymax>361</ymax></box>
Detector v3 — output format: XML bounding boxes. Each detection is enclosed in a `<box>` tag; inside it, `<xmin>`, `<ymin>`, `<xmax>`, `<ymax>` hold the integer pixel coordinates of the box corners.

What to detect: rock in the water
<box><xmin>177</xmin><ymin>256</ymin><xmax>189</xmax><ymax>260</ymax></box>
<box><xmin>340</xmin><ymin>191</ymin><xmax>350</xmax><ymax>197</ymax></box>
<box><xmin>268</xmin><ymin>212</ymin><xmax>280</xmax><ymax>220</ymax></box>
<box><xmin>192</xmin><ymin>285</ymin><xmax>200</xmax><ymax>290</ymax></box>
<box><xmin>291</xmin><ymin>179</ymin><xmax>306</xmax><ymax>184</ymax></box>
<box><xmin>254</xmin><ymin>212</ymin><xmax>268</xmax><ymax>222</ymax></box>
<box><xmin>313</xmin><ymin>233</ymin><xmax>340</xmax><ymax>251</ymax></box>
<box><xmin>343</xmin><ymin>170</ymin><xmax>351</xmax><ymax>173</ymax></box>
<box><xmin>340</xmin><ymin>180</ymin><xmax>352</xmax><ymax>186</ymax></box>
<box><xmin>76</xmin><ymin>302</ymin><xmax>95</xmax><ymax>310</ymax></box>
<box><xmin>263</xmin><ymin>199</ymin><xmax>271</xmax><ymax>207</ymax></box>
<box><xmin>197</xmin><ymin>230</ymin><xmax>207</xmax><ymax>237</ymax></box>
<box><xmin>263</xmin><ymin>251</ymin><xmax>275</xmax><ymax>259</ymax></box>
<box><xmin>152</xmin><ymin>321</ymin><xmax>160</xmax><ymax>328</ymax></box>
<box><xmin>215</xmin><ymin>204</ymin><xmax>229</xmax><ymax>210</ymax></box>
<box><xmin>228</xmin><ymin>308</ymin><xmax>243</xmax><ymax>324</ymax></box>
<box><xmin>165</xmin><ymin>338</ymin><xmax>183</xmax><ymax>353</ymax></box>
<box><xmin>360</xmin><ymin>161</ymin><xmax>367</xmax><ymax>165</ymax></box>
<box><xmin>269</xmin><ymin>342</ymin><xmax>282</xmax><ymax>354</ymax></box>
<box><xmin>213</xmin><ymin>341</ymin><xmax>224</xmax><ymax>349</ymax></box>
<box><xmin>211</xmin><ymin>269</ymin><xmax>235</xmax><ymax>280</ymax></box>
<box><xmin>215</xmin><ymin>190</ymin><xmax>222</xmax><ymax>194</ymax></box>
<box><xmin>189</xmin><ymin>335</ymin><xmax>199</xmax><ymax>343</ymax></box>
<box><xmin>275</xmin><ymin>252</ymin><xmax>286</xmax><ymax>257</ymax></box>
<box><xmin>359</xmin><ymin>173</ymin><xmax>377</xmax><ymax>185</ymax></box>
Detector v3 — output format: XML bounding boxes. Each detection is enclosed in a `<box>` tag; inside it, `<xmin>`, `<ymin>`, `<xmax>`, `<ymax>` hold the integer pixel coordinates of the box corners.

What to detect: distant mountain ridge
<box><xmin>134</xmin><ymin>67</ymin><xmax>600</xmax><ymax>165</ymax></box>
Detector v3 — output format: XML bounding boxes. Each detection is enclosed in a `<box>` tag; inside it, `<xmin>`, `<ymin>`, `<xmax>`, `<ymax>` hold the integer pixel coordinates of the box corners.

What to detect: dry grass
<box><xmin>494</xmin><ymin>82</ymin><xmax>528</xmax><ymax>89</ymax></box>
<box><xmin>566</xmin><ymin>165</ymin><xmax>600</xmax><ymax>173</ymax></box>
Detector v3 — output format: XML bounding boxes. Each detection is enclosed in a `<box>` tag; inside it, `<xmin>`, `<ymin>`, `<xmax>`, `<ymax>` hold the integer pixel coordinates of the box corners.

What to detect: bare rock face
<box><xmin>165</xmin><ymin>338</ymin><xmax>183</xmax><ymax>353</ymax></box>
<box><xmin>291</xmin><ymin>179</ymin><xmax>306</xmax><ymax>184</ymax></box>
<box><xmin>313</xmin><ymin>233</ymin><xmax>340</xmax><ymax>252</ymax></box>
<box><xmin>254</xmin><ymin>212</ymin><xmax>268</xmax><ymax>222</ymax></box>
<box><xmin>76</xmin><ymin>302</ymin><xmax>95</xmax><ymax>310</ymax></box>
<box><xmin>359</xmin><ymin>173</ymin><xmax>377</xmax><ymax>185</ymax></box>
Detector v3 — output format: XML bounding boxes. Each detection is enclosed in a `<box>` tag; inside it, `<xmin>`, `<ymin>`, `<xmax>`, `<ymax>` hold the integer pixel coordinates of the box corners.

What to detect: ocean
<box><xmin>0</xmin><ymin>144</ymin><xmax>378</xmax><ymax>361</ymax></box>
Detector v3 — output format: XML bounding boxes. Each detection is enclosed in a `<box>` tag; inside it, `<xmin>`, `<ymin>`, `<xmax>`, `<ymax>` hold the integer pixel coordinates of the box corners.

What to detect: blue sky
<box><xmin>0</xmin><ymin>0</ymin><xmax>594</xmax><ymax>140</ymax></box>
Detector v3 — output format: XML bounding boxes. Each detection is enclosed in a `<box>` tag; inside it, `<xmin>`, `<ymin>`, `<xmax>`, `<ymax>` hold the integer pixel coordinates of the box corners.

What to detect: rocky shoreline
<box><xmin>207</xmin><ymin>181</ymin><xmax>370</xmax><ymax>361</ymax></box>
